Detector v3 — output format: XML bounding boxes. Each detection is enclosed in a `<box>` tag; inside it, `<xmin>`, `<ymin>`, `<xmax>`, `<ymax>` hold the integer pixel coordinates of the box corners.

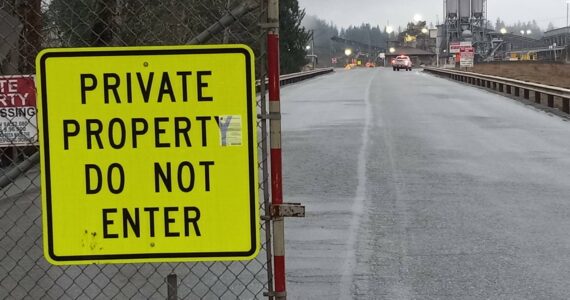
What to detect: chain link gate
<box><xmin>0</xmin><ymin>0</ymin><xmax>275</xmax><ymax>298</ymax></box>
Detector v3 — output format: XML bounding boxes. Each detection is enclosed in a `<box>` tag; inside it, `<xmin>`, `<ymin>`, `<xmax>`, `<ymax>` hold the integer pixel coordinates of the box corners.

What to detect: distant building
<box><xmin>543</xmin><ymin>27</ymin><xmax>570</xmax><ymax>47</ymax></box>
<box><xmin>495</xmin><ymin>29</ymin><xmax>566</xmax><ymax>62</ymax></box>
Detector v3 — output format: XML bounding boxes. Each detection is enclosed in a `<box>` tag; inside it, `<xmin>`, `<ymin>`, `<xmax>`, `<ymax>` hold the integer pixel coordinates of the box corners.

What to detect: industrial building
<box><xmin>437</xmin><ymin>0</ymin><xmax>569</xmax><ymax>64</ymax></box>
<box><xmin>438</xmin><ymin>0</ymin><xmax>491</xmax><ymax>63</ymax></box>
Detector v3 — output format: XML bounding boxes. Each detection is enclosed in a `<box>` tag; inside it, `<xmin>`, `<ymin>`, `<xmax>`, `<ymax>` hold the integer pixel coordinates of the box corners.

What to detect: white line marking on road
<box><xmin>339</xmin><ymin>70</ymin><xmax>377</xmax><ymax>300</ymax></box>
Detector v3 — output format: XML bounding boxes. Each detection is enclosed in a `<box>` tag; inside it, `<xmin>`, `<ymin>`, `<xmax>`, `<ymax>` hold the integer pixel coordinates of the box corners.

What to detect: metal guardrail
<box><xmin>256</xmin><ymin>67</ymin><xmax>334</xmax><ymax>89</ymax></box>
<box><xmin>424</xmin><ymin>67</ymin><xmax>570</xmax><ymax>114</ymax></box>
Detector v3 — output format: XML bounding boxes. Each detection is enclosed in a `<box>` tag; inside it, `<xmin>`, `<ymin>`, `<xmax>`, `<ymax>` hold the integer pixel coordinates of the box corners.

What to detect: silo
<box><xmin>471</xmin><ymin>0</ymin><xmax>484</xmax><ymax>18</ymax></box>
<box><xmin>446</xmin><ymin>0</ymin><xmax>458</xmax><ymax>18</ymax></box>
<box><xmin>459</xmin><ymin>0</ymin><xmax>471</xmax><ymax>19</ymax></box>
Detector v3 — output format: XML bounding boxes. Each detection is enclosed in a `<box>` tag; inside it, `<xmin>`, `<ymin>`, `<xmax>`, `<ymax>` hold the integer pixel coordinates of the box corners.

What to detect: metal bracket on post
<box><xmin>258</xmin><ymin>113</ymin><xmax>281</xmax><ymax>120</ymax></box>
<box><xmin>261</xmin><ymin>203</ymin><xmax>305</xmax><ymax>221</ymax></box>
<box><xmin>271</xmin><ymin>203</ymin><xmax>305</xmax><ymax>218</ymax></box>
<box><xmin>264</xmin><ymin>291</ymin><xmax>287</xmax><ymax>298</ymax></box>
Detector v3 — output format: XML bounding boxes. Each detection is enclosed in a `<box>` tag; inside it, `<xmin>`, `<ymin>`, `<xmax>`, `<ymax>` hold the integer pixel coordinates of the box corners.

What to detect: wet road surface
<box><xmin>282</xmin><ymin>68</ymin><xmax>570</xmax><ymax>299</ymax></box>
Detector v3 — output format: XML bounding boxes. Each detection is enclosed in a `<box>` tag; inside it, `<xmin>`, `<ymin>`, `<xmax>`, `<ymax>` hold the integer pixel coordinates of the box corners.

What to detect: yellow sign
<box><xmin>404</xmin><ymin>34</ymin><xmax>417</xmax><ymax>42</ymax></box>
<box><xmin>36</xmin><ymin>45</ymin><xmax>259</xmax><ymax>265</ymax></box>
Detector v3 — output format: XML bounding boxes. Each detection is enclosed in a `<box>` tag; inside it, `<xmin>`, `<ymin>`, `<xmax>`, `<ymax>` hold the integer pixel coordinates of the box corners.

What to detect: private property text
<box><xmin>70</xmin><ymin>70</ymin><xmax>233</xmax><ymax>240</ymax></box>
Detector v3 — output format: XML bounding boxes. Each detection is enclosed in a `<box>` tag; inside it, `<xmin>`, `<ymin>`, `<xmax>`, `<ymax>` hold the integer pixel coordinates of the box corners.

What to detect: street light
<box><xmin>421</xmin><ymin>28</ymin><xmax>429</xmax><ymax>34</ymax></box>
<box><xmin>550</xmin><ymin>44</ymin><xmax>557</xmax><ymax>61</ymax></box>
<box><xmin>567</xmin><ymin>0</ymin><xmax>570</xmax><ymax>28</ymax></box>
<box><xmin>566</xmin><ymin>0</ymin><xmax>570</xmax><ymax>46</ymax></box>
<box><xmin>306</xmin><ymin>45</ymin><xmax>315</xmax><ymax>69</ymax></box>
<box><xmin>344</xmin><ymin>48</ymin><xmax>352</xmax><ymax>67</ymax></box>
<box><xmin>388</xmin><ymin>48</ymin><xmax>396</xmax><ymax>66</ymax></box>
<box><xmin>413</xmin><ymin>14</ymin><xmax>422</xmax><ymax>23</ymax></box>
<box><xmin>385</xmin><ymin>26</ymin><xmax>394</xmax><ymax>67</ymax></box>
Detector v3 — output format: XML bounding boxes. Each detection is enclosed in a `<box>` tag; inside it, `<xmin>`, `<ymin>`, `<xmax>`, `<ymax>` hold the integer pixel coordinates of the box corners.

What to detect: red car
<box><xmin>392</xmin><ymin>55</ymin><xmax>412</xmax><ymax>71</ymax></box>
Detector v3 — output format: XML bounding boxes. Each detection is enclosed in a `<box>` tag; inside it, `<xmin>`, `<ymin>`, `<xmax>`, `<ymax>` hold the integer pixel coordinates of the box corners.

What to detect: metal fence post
<box><xmin>259</xmin><ymin>0</ymin><xmax>275</xmax><ymax>299</ymax></box>
<box><xmin>266</xmin><ymin>0</ymin><xmax>286</xmax><ymax>299</ymax></box>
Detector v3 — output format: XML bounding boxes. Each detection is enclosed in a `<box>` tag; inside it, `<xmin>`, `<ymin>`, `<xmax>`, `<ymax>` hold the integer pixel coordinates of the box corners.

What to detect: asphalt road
<box><xmin>282</xmin><ymin>68</ymin><xmax>570</xmax><ymax>299</ymax></box>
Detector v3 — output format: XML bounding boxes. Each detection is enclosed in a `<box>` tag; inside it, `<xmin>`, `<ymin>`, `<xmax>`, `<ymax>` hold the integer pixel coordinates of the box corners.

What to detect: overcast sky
<box><xmin>298</xmin><ymin>0</ymin><xmax>569</xmax><ymax>30</ymax></box>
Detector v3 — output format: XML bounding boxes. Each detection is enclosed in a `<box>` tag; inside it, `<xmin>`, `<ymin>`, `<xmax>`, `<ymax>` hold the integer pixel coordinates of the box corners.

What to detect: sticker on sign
<box><xmin>36</xmin><ymin>45</ymin><xmax>259</xmax><ymax>265</ymax></box>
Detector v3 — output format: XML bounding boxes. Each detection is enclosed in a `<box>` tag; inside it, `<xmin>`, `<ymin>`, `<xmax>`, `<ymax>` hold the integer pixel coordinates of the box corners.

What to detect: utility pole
<box><xmin>310</xmin><ymin>30</ymin><xmax>315</xmax><ymax>69</ymax></box>
<box><xmin>567</xmin><ymin>0</ymin><xmax>569</xmax><ymax>54</ymax></box>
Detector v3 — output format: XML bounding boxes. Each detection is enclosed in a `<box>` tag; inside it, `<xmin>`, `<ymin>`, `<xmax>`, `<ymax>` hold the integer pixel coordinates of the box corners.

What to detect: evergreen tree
<box><xmin>46</xmin><ymin>0</ymin><xmax>98</xmax><ymax>46</ymax></box>
<box><xmin>495</xmin><ymin>18</ymin><xmax>506</xmax><ymax>31</ymax></box>
<box><xmin>505</xmin><ymin>19</ymin><xmax>544</xmax><ymax>39</ymax></box>
<box><xmin>398</xmin><ymin>21</ymin><xmax>426</xmax><ymax>40</ymax></box>
<box><xmin>279</xmin><ymin>0</ymin><xmax>310</xmax><ymax>74</ymax></box>
<box><xmin>45</xmin><ymin>0</ymin><xmax>260</xmax><ymax>47</ymax></box>
<box><xmin>301</xmin><ymin>15</ymin><xmax>341</xmax><ymax>67</ymax></box>
<box><xmin>341</xmin><ymin>23</ymin><xmax>388</xmax><ymax>49</ymax></box>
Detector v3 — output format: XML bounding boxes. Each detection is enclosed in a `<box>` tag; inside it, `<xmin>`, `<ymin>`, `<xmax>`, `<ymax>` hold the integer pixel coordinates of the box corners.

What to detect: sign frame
<box><xmin>36</xmin><ymin>45</ymin><xmax>259</xmax><ymax>265</ymax></box>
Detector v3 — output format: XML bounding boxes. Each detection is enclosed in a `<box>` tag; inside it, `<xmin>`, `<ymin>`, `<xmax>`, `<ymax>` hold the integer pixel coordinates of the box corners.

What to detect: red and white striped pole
<box><xmin>267</xmin><ymin>0</ymin><xmax>286</xmax><ymax>299</ymax></box>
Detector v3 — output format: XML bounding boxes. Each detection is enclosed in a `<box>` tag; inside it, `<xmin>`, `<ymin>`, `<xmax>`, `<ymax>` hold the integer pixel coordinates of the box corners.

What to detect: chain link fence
<box><xmin>0</xmin><ymin>0</ymin><xmax>273</xmax><ymax>298</ymax></box>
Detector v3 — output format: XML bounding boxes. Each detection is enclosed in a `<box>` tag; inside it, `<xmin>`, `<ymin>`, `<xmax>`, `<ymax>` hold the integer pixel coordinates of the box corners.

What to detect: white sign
<box><xmin>450</xmin><ymin>41</ymin><xmax>473</xmax><ymax>54</ymax></box>
<box><xmin>460</xmin><ymin>47</ymin><xmax>474</xmax><ymax>67</ymax></box>
<box><xmin>429</xmin><ymin>29</ymin><xmax>438</xmax><ymax>39</ymax></box>
<box><xmin>450</xmin><ymin>42</ymin><xmax>460</xmax><ymax>54</ymax></box>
